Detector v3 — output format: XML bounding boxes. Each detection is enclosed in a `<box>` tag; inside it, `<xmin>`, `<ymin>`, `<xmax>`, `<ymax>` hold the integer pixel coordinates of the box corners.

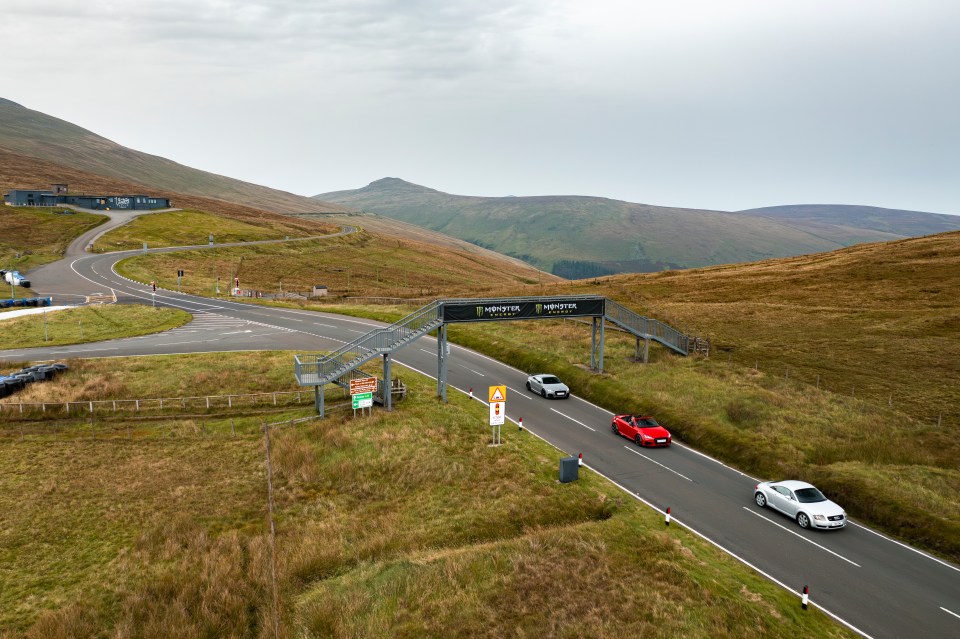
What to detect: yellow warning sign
<box><xmin>488</xmin><ymin>385</ymin><xmax>506</xmax><ymax>403</ymax></box>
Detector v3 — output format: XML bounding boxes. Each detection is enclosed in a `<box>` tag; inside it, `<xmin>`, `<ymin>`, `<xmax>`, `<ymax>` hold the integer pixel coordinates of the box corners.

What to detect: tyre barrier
<box><xmin>0</xmin><ymin>297</ymin><xmax>52</xmax><ymax>309</ymax></box>
<box><xmin>0</xmin><ymin>362</ymin><xmax>68</xmax><ymax>399</ymax></box>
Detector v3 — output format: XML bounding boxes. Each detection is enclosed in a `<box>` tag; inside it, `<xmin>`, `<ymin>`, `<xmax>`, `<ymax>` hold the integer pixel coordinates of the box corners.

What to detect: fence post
<box><xmin>206</xmin><ymin>397</ymin><xmax>210</xmax><ymax>409</ymax></box>
<box><xmin>136</xmin><ymin>399</ymin><xmax>140</xmax><ymax>412</ymax></box>
<box><xmin>229</xmin><ymin>396</ymin><xmax>232</xmax><ymax>408</ymax></box>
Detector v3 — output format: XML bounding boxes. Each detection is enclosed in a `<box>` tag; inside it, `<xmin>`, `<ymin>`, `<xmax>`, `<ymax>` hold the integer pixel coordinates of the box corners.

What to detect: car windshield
<box><xmin>794</xmin><ymin>487</ymin><xmax>827</xmax><ymax>503</ymax></box>
<box><xmin>636</xmin><ymin>417</ymin><xmax>660</xmax><ymax>427</ymax></box>
<box><xmin>541</xmin><ymin>376</ymin><xmax>561</xmax><ymax>385</ymax></box>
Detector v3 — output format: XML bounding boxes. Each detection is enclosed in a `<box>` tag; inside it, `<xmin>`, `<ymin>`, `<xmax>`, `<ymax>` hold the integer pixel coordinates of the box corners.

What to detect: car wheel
<box><xmin>797</xmin><ymin>512</ymin><xmax>810</xmax><ymax>529</ymax></box>
<box><xmin>755</xmin><ymin>492</ymin><xmax>767</xmax><ymax>508</ymax></box>
<box><xmin>526</xmin><ymin>381</ymin><xmax>532</xmax><ymax>391</ymax></box>
<box><xmin>541</xmin><ymin>389</ymin><xmax>546</xmax><ymax>398</ymax></box>
<box><xmin>612</xmin><ymin>422</ymin><xmax>619</xmax><ymax>435</ymax></box>
<box><xmin>634</xmin><ymin>434</ymin><xmax>642</xmax><ymax>446</ymax></box>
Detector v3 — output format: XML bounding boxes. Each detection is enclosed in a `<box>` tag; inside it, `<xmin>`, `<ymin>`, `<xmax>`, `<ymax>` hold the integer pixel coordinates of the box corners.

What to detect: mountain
<box><xmin>316</xmin><ymin>178</ymin><xmax>960</xmax><ymax>276</ymax></box>
<box><xmin>0</xmin><ymin>98</ymin><xmax>345</xmax><ymax>215</ymax></box>
<box><xmin>738</xmin><ymin>204</ymin><xmax>960</xmax><ymax>242</ymax></box>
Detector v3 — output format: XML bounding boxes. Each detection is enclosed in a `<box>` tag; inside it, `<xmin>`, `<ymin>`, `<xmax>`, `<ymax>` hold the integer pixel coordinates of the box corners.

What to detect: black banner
<box><xmin>442</xmin><ymin>298</ymin><xmax>605</xmax><ymax>323</ymax></box>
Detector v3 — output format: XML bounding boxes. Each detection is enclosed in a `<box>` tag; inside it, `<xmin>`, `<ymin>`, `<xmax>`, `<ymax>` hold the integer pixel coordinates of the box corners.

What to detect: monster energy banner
<box><xmin>442</xmin><ymin>297</ymin><xmax>605</xmax><ymax>323</ymax></box>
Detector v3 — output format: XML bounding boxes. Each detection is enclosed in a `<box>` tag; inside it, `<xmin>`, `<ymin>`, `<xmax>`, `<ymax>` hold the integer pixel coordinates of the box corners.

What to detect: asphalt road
<box><xmin>3</xmin><ymin>230</ymin><xmax>958</xmax><ymax>639</ymax></box>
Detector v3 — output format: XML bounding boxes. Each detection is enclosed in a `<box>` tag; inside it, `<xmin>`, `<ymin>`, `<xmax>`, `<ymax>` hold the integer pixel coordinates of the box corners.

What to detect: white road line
<box><xmin>850</xmin><ymin>521</ymin><xmax>960</xmax><ymax>573</ymax></box>
<box><xmin>508</xmin><ymin>386</ymin><xmax>532</xmax><ymax>398</ymax></box>
<box><xmin>460</xmin><ymin>366</ymin><xmax>485</xmax><ymax>376</ymax></box>
<box><xmin>315</xmin><ymin>323</ymin><xmax>338</xmax><ymax>329</ymax></box>
<box><xmin>624</xmin><ymin>446</ymin><xmax>693</xmax><ymax>481</ymax></box>
<box><xmin>742</xmin><ymin>507</ymin><xmax>861</xmax><ymax>567</ymax></box>
<box><xmin>941</xmin><ymin>607</ymin><xmax>960</xmax><ymax>621</ymax></box>
<box><xmin>550</xmin><ymin>409</ymin><xmax>596</xmax><ymax>431</ymax></box>
<box><xmin>221</xmin><ymin>330</ymin><xmax>252</xmax><ymax>335</ymax></box>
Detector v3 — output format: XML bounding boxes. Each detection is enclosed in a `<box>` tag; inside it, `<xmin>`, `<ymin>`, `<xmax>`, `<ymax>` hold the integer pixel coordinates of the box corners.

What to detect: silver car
<box><xmin>754</xmin><ymin>480</ymin><xmax>846</xmax><ymax>530</ymax></box>
<box><xmin>525</xmin><ymin>374</ymin><xmax>570</xmax><ymax>399</ymax></box>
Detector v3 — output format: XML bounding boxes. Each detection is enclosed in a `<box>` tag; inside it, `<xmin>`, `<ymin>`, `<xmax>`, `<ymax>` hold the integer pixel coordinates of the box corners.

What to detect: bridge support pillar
<box><xmin>383</xmin><ymin>352</ymin><xmax>393</xmax><ymax>411</ymax></box>
<box><xmin>591</xmin><ymin>316</ymin><xmax>605</xmax><ymax>372</ymax></box>
<box><xmin>437</xmin><ymin>324</ymin><xmax>448</xmax><ymax>402</ymax></box>
<box><xmin>315</xmin><ymin>384</ymin><xmax>324</xmax><ymax>417</ymax></box>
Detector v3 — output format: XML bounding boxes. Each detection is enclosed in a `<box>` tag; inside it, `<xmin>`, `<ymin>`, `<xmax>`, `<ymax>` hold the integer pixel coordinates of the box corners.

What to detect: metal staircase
<box><xmin>603</xmin><ymin>299</ymin><xmax>691</xmax><ymax>356</ymax></box>
<box><xmin>294</xmin><ymin>300</ymin><xmax>443</xmax><ymax>386</ymax></box>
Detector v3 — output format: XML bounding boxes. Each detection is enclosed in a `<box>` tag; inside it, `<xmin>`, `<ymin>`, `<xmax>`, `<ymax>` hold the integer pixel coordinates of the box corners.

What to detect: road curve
<box><xmin>2</xmin><ymin>241</ymin><xmax>958</xmax><ymax>639</ymax></box>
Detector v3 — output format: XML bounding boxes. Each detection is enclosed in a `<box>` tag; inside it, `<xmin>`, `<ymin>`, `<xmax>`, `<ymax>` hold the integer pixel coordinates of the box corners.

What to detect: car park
<box><xmin>612</xmin><ymin>414</ymin><xmax>672</xmax><ymax>447</ymax></box>
<box><xmin>754</xmin><ymin>480</ymin><xmax>846</xmax><ymax>530</ymax></box>
<box><xmin>525</xmin><ymin>374</ymin><xmax>569</xmax><ymax>399</ymax></box>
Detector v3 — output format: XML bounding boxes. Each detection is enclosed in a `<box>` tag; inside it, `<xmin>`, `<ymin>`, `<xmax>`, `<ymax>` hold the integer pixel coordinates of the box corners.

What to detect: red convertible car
<box><xmin>612</xmin><ymin>415</ymin><xmax>672</xmax><ymax>447</ymax></box>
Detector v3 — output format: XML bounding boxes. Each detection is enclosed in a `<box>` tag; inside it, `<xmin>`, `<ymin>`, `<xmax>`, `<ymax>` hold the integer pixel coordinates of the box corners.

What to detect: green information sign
<box><xmin>352</xmin><ymin>392</ymin><xmax>373</xmax><ymax>409</ymax></box>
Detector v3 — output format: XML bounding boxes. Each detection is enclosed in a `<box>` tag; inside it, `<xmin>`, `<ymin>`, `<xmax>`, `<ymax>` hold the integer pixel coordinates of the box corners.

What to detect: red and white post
<box><xmin>518</xmin><ymin>417</ymin><xmax>523</xmax><ymax>431</ymax></box>
<box><xmin>578</xmin><ymin>453</ymin><xmax>583</xmax><ymax>467</ymax></box>
<box><xmin>665</xmin><ymin>506</ymin><xmax>671</xmax><ymax>527</ymax></box>
<box><xmin>469</xmin><ymin>388</ymin><xmax>473</xmax><ymax>399</ymax></box>
<box><xmin>801</xmin><ymin>585</ymin><xmax>809</xmax><ymax>610</ymax></box>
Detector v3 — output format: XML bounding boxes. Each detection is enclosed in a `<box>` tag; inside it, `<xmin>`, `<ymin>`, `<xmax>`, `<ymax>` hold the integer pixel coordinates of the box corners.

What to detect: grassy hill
<box><xmin>739</xmin><ymin>204</ymin><xmax>960</xmax><ymax>243</ymax></box>
<box><xmin>0</xmin><ymin>98</ymin><xmax>345</xmax><ymax>215</ymax></box>
<box><xmin>315</xmin><ymin>178</ymin><xmax>960</xmax><ymax>276</ymax></box>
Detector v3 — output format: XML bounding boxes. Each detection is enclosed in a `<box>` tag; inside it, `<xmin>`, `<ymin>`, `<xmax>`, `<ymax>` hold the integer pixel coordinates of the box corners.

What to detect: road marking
<box><xmin>941</xmin><ymin>607</ymin><xmax>960</xmax><ymax>621</ymax></box>
<box><xmin>221</xmin><ymin>330</ymin><xmax>253</xmax><ymax>335</ymax></box>
<box><xmin>550</xmin><ymin>409</ymin><xmax>596</xmax><ymax>431</ymax></box>
<box><xmin>849</xmin><ymin>521</ymin><xmax>960</xmax><ymax>573</ymax></box>
<box><xmin>508</xmin><ymin>385</ymin><xmax>531</xmax><ymax>398</ymax></box>
<box><xmin>315</xmin><ymin>323</ymin><xmax>338</xmax><ymax>329</ymax></box>
<box><xmin>623</xmin><ymin>446</ymin><xmax>693</xmax><ymax>481</ymax></box>
<box><xmin>460</xmin><ymin>365</ymin><xmax>485</xmax><ymax>376</ymax></box>
<box><xmin>742</xmin><ymin>507</ymin><xmax>861</xmax><ymax>567</ymax></box>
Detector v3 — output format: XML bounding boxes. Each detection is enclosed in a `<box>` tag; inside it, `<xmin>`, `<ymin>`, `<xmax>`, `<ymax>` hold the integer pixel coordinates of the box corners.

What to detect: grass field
<box><xmin>112</xmin><ymin>224</ymin><xmax>548</xmax><ymax>300</ymax></box>
<box><xmin>90</xmin><ymin>209</ymin><xmax>321</xmax><ymax>252</ymax></box>
<box><xmin>0</xmin><ymin>354</ymin><xmax>857</xmax><ymax>638</ymax></box>
<box><xmin>0</xmin><ymin>206</ymin><xmax>106</xmax><ymax>273</ymax></box>
<box><xmin>0</xmin><ymin>305</ymin><xmax>190</xmax><ymax>351</ymax></box>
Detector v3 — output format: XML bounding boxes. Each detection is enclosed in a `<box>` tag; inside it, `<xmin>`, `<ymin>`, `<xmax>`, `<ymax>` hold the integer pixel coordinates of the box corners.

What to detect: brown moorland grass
<box><xmin>90</xmin><ymin>208</ymin><xmax>319</xmax><ymax>252</ymax></box>
<box><xmin>113</xmin><ymin>225</ymin><xmax>551</xmax><ymax>299</ymax></box>
<box><xmin>0</xmin><ymin>358</ymin><xmax>857</xmax><ymax>638</ymax></box>
<box><xmin>0</xmin><ymin>206</ymin><xmax>106</xmax><ymax>272</ymax></box>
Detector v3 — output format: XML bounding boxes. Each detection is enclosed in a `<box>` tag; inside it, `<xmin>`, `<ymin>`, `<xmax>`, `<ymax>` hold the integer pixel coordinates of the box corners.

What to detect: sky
<box><xmin>2</xmin><ymin>0</ymin><xmax>959</xmax><ymax>214</ymax></box>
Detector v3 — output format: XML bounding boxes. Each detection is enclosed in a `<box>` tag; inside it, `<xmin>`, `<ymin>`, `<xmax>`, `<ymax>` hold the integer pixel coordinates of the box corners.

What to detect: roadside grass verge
<box><xmin>0</xmin><ymin>206</ymin><xmax>106</xmax><ymax>272</ymax></box>
<box><xmin>0</xmin><ymin>305</ymin><xmax>190</xmax><ymax>351</ymax></box>
<box><xmin>0</xmin><ymin>357</ymin><xmax>857</xmax><ymax>638</ymax></box>
<box><xmin>90</xmin><ymin>208</ymin><xmax>319</xmax><ymax>252</ymax></box>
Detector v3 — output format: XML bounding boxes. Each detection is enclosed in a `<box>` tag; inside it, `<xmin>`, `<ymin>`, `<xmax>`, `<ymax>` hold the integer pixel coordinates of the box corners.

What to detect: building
<box><xmin>3</xmin><ymin>184</ymin><xmax>171</xmax><ymax>210</ymax></box>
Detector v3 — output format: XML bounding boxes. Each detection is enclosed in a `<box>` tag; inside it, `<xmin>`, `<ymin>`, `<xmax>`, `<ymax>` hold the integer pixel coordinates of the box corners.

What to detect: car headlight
<box><xmin>642</xmin><ymin>434</ymin><xmax>652</xmax><ymax>440</ymax></box>
<box><xmin>813</xmin><ymin>514</ymin><xmax>826</xmax><ymax>521</ymax></box>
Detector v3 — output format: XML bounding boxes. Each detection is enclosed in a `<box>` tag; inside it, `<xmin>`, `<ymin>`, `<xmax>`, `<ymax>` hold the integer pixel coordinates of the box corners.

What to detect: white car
<box><xmin>525</xmin><ymin>374</ymin><xmax>569</xmax><ymax>399</ymax></box>
<box><xmin>754</xmin><ymin>480</ymin><xmax>846</xmax><ymax>530</ymax></box>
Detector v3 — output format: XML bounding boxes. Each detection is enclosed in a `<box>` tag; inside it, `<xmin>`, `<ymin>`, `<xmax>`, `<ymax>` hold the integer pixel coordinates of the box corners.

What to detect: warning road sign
<box><xmin>488</xmin><ymin>385</ymin><xmax>506</xmax><ymax>403</ymax></box>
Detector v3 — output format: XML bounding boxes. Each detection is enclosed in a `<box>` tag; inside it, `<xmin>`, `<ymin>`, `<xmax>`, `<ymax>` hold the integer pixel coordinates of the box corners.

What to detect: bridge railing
<box><xmin>295</xmin><ymin>301</ymin><xmax>442</xmax><ymax>385</ymax></box>
<box><xmin>604</xmin><ymin>299</ymin><xmax>690</xmax><ymax>355</ymax></box>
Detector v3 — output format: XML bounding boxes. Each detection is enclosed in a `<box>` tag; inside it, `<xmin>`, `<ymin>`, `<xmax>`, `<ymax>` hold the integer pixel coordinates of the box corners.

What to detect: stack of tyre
<box><xmin>0</xmin><ymin>362</ymin><xmax>68</xmax><ymax>399</ymax></box>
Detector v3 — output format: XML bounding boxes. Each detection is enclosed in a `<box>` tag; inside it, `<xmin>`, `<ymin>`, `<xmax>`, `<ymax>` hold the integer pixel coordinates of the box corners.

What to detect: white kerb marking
<box><xmin>742</xmin><ymin>507</ymin><xmax>861</xmax><ymax>567</ymax></box>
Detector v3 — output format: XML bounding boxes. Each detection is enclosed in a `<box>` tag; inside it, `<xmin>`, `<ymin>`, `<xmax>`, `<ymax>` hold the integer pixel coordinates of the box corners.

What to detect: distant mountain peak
<box><xmin>363</xmin><ymin>177</ymin><xmax>444</xmax><ymax>195</ymax></box>
<box><xmin>0</xmin><ymin>97</ymin><xmax>24</xmax><ymax>108</ymax></box>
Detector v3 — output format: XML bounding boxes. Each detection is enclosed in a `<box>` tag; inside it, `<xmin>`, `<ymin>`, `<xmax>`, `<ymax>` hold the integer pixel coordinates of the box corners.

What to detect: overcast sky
<box><xmin>3</xmin><ymin>0</ymin><xmax>959</xmax><ymax>213</ymax></box>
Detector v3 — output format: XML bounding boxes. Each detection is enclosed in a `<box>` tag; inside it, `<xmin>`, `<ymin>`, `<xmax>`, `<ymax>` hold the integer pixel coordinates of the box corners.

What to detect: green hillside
<box><xmin>0</xmin><ymin>98</ymin><xmax>344</xmax><ymax>215</ymax></box>
<box><xmin>316</xmin><ymin>178</ymin><xmax>960</xmax><ymax>276</ymax></box>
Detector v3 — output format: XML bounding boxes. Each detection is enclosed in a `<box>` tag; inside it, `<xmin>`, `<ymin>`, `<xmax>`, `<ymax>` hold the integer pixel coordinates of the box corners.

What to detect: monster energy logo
<box><xmin>535</xmin><ymin>303</ymin><xmax>542</xmax><ymax>314</ymax></box>
<box><xmin>477</xmin><ymin>306</ymin><xmax>483</xmax><ymax>317</ymax></box>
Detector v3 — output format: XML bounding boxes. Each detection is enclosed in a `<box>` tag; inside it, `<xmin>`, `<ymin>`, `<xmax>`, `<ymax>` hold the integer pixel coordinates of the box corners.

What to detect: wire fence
<box><xmin>0</xmin><ymin>389</ymin><xmax>317</xmax><ymax>418</ymax></box>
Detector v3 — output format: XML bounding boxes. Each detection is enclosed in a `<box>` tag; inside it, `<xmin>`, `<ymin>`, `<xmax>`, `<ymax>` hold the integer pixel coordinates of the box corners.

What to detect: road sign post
<box><xmin>489</xmin><ymin>385</ymin><xmax>506</xmax><ymax>445</ymax></box>
<box><xmin>350</xmin><ymin>377</ymin><xmax>377</xmax><ymax>417</ymax></box>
